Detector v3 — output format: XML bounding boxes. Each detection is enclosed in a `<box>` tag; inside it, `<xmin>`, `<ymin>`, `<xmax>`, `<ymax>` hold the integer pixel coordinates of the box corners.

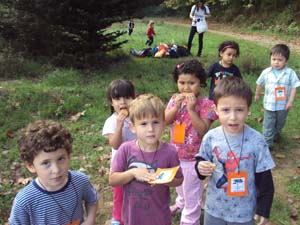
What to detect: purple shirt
<box><xmin>111</xmin><ymin>140</ymin><xmax>183</xmax><ymax>225</ymax></box>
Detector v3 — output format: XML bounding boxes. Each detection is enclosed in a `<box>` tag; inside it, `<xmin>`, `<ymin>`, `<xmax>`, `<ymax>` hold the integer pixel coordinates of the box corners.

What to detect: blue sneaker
<box><xmin>111</xmin><ymin>218</ymin><xmax>121</xmax><ymax>225</ymax></box>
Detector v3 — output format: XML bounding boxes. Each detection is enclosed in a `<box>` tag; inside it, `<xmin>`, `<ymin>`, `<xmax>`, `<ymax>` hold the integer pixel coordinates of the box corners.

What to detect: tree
<box><xmin>0</xmin><ymin>0</ymin><xmax>163</xmax><ymax>67</ymax></box>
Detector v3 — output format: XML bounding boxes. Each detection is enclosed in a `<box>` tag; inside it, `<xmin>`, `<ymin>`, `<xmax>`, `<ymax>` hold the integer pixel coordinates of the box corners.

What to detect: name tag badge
<box><xmin>65</xmin><ymin>219</ymin><xmax>80</xmax><ymax>225</ymax></box>
<box><xmin>173</xmin><ymin>123</ymin><xmax>186</xmax><ymax>143</ymax></box>
<box><xmin>227</xmin><ymin>171</ymin><xmax>248</xmax><ymax>197</ymax></box>
<box><xmin>275</xmin><ymin>87</ymin><xmax>286</xmax><ymax>101</ymax></box>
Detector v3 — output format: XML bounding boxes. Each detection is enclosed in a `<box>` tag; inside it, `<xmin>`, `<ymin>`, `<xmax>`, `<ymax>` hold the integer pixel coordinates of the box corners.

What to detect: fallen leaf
<box><xmin>93</xmin><ymin>146</ymin><xmax>104</xmax><ymax>151</ymax></box>
<box><xmin>6</xmin><ymin>130</ymin><xmax>14</xmax><ymax>138</ymax></box>
<box><xmin>69</xmin><ymin>110</ymin><xmax>85</xmax><ymax>122</ymax></box>
<box><xmin>275</xmin><ymin>153</ymin><xmax>286</xmax><ymax>159</ymax></box>
<box><xmin>291</xmin><ymin>207</ymin><xmax>298</xmax><ymax>219</ymax></box>
<box><xmin>292</xmin><ymin>135</ymin><xmax>300</xmax><ymax>141</ymax></box>
<box><xmin>257</xmin><ymin>117</ymin><xmax>263</xmax><ymax>123</ymax></box>
<box><xmin>17</xmin><ymin>177</ymin><xmax>32</xmax><ymax>185</ymax></box>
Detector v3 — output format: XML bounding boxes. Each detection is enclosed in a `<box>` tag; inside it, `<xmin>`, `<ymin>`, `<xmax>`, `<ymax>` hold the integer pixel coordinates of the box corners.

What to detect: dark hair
<box><xmin>106</xmin><ymin>79</ymin><xmax>135</xmax><ymax>113</ymax></box>
<box><xmin>196</xmin><ymin>0</ymin><xmax>206</xmax><ymax>12</ymax></box>
<box><xmin>18</xmin><ymin>120</ymin><xmax>73</xmax><ymax>164</ymax></box>
<box><xmin>213</xmin><ymin>76</ymin><xmax>252</xmax><ymax>107</ymax></box>
<box><xmin>218</xmin><ymin>41</ymin><xmax>240</xmax><ymax>57</ymax></box>
<box><xmin>270</xmin><ymin>44</ymin><xmax>290</xmax><ymax>60</ymax></box>
<box><xmin>173</xmin><ymin>59</ymin><xmax>207</xmax><ymax>86</ymax></box>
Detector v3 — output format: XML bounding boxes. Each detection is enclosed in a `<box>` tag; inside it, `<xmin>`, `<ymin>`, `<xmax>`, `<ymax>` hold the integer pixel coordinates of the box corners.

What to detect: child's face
<box><xmin>26</xmin><ymin>148</ymin><xmax>70</xmax><ymax>191</ymax></box>
<box><xmin>215</xmin><ymin>96</ymin><xmax>250</xmax><ymax>135</ymax></box>
<box><xmin>220</xmin><ymin>48</ymin><xmax>238</xmax><ymax>67</ymax></box>
<box><xmin>111</xmin><ymin>97</ymin><xmax>133</xmax><ymax>114</ymax></box>
<box><xmin>130</xmin><ymin>115</ymin><xmax>164</xmax><ymax>150</ymax></box>
<box><xmin>271</xmin><ymin>54</ymin><xmax>287</xmax><ymax>70</ymax></box>
<box><xmin>177</xmin><ymin>74</ymin><xmax>200</xmax><ymax>96</ymax></box>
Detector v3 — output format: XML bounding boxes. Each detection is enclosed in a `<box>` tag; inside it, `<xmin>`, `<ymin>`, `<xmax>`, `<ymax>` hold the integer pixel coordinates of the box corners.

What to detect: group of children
<box><xmin>127</xmin><ymin>17</ymin><xmax>157</xmax><ymax>47</ymax></box>
<box><xmin>8</xmin><ymin>41</ymin><xmax>299</xmax><ymax>225</ymax></box>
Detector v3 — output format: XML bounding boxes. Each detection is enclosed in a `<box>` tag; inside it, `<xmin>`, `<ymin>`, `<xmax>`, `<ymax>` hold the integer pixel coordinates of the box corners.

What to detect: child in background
<box><xmin>109</xmin><ymin>94</ymin><xmax>183</xmax><ymax>225</ymax></box>
<box><xmin>9</xmin><ymin>120</ymin><xmax>98</xmax><ymax>225</ymax></box>
<box><xmin>255</xmin><ymin>44</ymin><xmax>300</xmax><ymax>149</ymax></box>
<box><xmin>165</xmin><ymin>59</ymin><xmax>217</xmax><ymax>225</ymax></box>
<box><xmin>207</xmin><ymin>40</ymin><xmax>242</xmax><ymax>100</ymax></box>
<box><xmin>196</xmin><ymin>76</ymin><xmax>275</xmax><ymax>225</ymax></box>
<box><xmin>145</xmin><ymin>20</ymin><xmax>156</xmax><ymax>46</ymax></box>
<box><xmin>128</xmin><ymin>17</ymin><xmax>134</xmax><ymax>36</ymax></box>
<box><xmin>102</xmin><ymin>79</ymin><xmax>136</xmax><ymax>225</ymax></box>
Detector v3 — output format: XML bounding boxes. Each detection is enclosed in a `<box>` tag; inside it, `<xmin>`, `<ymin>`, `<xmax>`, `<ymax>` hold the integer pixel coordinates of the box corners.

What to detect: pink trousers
<box><xmin>175</xmin><ymin>160</ymin><xmax>203</xmax><ymax>225</ymax></box>
<box><xmin>112</xmin><ymin>186</ymin><xmax>123</xmax><ymax>224</ymax></box>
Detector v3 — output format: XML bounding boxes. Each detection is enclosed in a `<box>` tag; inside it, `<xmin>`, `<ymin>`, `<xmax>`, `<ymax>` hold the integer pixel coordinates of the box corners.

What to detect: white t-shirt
<box><xmin>190</xmin><ymin>5</ymin><xmax>210</xmax><ymax>26</ymax></box>
<box><xmin>102</xmin><ymin>113</ymin><xmax>136</xmax><ymax>160</ymax></box>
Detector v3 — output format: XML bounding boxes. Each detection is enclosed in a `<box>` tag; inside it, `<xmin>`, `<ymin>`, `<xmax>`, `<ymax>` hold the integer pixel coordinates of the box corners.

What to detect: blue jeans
<box><xmin>204</xmin><ymin>211</ymin><xmax>254</xmax><ymax>225</ymax></box>
<box><xmin>263</xmin><ymin>109</ymin><xmax>288</xmax><ymax>147</ymax></box>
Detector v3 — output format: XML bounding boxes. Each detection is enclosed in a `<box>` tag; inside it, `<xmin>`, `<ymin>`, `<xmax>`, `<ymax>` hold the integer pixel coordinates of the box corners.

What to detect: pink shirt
<box><xmin>167</xmin><ymin>95</ymin><xmax>217</xmax><ymax>161</ymax></box>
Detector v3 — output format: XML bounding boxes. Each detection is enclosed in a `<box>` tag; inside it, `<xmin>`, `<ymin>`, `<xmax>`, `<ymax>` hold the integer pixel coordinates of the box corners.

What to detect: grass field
<box><xmin>0</xmin><ymin>19</ymin><xmax>300</xmax><ymax>224</ymax></box>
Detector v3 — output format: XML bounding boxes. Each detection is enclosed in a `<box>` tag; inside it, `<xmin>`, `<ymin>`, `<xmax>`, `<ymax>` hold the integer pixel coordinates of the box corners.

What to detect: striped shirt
<box><xmin>9</xmin><ymin>170</ymin><xmax>98</xmax><ymax>225</ymax></box>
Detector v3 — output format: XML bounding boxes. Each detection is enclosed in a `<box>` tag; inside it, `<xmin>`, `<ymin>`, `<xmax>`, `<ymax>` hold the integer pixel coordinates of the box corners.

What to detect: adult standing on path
<box><xmin>187</xmin><ymin>0</ymin><xmax>210</xmax><ymax>57</ymax></box>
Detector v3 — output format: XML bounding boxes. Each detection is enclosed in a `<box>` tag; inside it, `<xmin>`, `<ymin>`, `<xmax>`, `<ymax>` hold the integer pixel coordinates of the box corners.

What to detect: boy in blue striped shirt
<box><xmin>9</xmin><ymin>120</ymin><xmax>98</xmax><ymax>225</ymax></box>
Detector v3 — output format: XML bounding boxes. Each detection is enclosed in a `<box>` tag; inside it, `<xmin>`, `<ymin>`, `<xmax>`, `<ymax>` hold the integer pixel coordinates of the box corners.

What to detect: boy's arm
<box><xmin>164</xmin><ymin>176</ymin><xmax>183</xmax><ymax>187</ymax></box>
<box><xmin>255</xmin><ymin>85</ymin><xmax>263</xmax><ymax>102</ymax></box>
<box><xmin>83</xmin><ymin>201</ymin><xmax>98</xmax><ymax>225</ymax></box>
<box><xmin>286</xmin><ymin>87</ymin><xmax>296</xmax><ymax>110</ymax></box>
<box><xmin>109</xmin><ymin>168</ymin><xmax>156</xmax><ymax>186</ymax></box>
<box><xmin>255</xmin><ymin>170</ymin><xmax>274</xmax><ymax>219</ymax></box>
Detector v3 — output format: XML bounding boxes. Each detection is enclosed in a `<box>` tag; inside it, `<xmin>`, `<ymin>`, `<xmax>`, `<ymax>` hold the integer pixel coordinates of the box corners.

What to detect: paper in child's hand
<box><xmin>148</xmin><ymin>166</ymin><xmax>179</xmax><ymax>184</ymax></box>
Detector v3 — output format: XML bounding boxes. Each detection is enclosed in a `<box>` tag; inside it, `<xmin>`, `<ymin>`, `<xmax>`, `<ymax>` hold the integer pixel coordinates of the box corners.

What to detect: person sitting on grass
<box><xmin>9</xmin><ymin>120</ymin><xmax>99</xmax><ymax>225</ymax></box>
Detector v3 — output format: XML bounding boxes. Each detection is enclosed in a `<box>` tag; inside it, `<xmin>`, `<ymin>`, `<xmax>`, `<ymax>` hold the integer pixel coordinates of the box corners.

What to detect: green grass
<box><xmin>1</xmin><ymin>19</ymin><xmax>300</xmax><ymax>224</ymax></box>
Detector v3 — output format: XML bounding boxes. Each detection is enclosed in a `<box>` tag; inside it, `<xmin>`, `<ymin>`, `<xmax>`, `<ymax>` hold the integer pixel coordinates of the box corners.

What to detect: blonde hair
<box><xmin>148</xmin><ymin>20</ymin><xmax>154</xmax><ymax>26</ymax></box>
<box><xmin>129</xmin><ymin>94</ymin><xmax>165</xmax><ymax>123</ymax></box>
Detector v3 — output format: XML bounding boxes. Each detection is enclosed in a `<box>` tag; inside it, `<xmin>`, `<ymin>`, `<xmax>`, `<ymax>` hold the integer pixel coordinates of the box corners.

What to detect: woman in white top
<box><xmin>187</xmin><ymin>0</ymin><xmax>210</xmax><ymax>57</ymax></box>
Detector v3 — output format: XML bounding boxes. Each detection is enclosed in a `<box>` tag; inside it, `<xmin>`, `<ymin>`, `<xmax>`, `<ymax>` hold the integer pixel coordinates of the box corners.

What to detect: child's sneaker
<box><xmin>111</xmin><ymin>218</ymin><xmax>121</xmax><ymax>225</ymax></box>
<box><xmin>170</xmin><ymin>204</ymin><xmax>182</xmax><ymax>216</ymax></box>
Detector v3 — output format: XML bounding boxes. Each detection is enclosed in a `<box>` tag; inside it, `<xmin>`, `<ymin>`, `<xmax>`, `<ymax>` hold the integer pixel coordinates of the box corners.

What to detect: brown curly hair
<box><xmin>18</xmin><ymin>120</ymin><xmax>73</xmax><ymax>164</ymax></box>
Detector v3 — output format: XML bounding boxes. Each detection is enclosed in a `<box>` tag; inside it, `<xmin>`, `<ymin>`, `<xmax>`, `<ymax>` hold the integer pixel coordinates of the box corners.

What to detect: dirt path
<box><xmin>163</xmin><ymin>18</ymin><xmax>300</xmax><ymax>54</ymax></box>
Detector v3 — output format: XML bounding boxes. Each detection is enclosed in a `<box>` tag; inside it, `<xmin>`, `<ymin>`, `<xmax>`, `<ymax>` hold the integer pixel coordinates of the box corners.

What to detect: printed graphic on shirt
<box><xmin>214</xmin><ymin>71</ymin><xmax>234</xmax><ymax>85</ymax></box>
<box><xmin>213</xmin><ymin>147</ymin><xmax>251</xmax><ymax>192</ymax></box>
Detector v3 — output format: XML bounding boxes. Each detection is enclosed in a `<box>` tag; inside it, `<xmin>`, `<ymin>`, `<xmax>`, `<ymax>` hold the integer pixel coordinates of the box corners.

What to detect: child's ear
<box><xmin>25</xmin><ymin>162</ymin><xmax>36</xmax><ymax>174</ymax></box>
<box><xmin>213</xmin><ymin>104</ymin><xmax>219</xmax><ymax>116</ymax></box>
<box><xmin>129</xmin><ymin>121</ymin><xmax>137</xmax><ymax>134</ymax></box>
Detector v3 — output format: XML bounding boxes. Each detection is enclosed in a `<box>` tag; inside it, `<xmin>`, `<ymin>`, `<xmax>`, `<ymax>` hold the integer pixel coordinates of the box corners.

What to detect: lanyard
<box><xmin>222</xmin><ymin>126</ymin><xmax>245</xmax><ymax>173</ymax></box>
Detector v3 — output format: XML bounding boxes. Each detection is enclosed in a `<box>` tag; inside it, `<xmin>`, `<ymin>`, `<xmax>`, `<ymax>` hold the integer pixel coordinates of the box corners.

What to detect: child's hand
<box><xmin>174</xmin><ymin>94</ymin><xmax>185</xmax><ymax>108</ymax></box>
<box><xmin>116</xmin><ymin>111</ymin><xmax>127</xmax><ymax>128</ymax></box>
<box><xmin>185</xmin><ymin>94</ymin><xmax>197</xmax><ymax>111</ymax></box>
<box><xmin>197</xmin><ymin>161</ymin><xmax>216</xmax><ymax>176</ymax></box>
<box><xmin>131</xmin><ymin>168</ymin><xmax>157</xmax><ymax>182</ymax></box>
<box><xmin>255</xmin><ymin>95</ymin><xmax>260</xmax><ymax>102</ymax></box>
<box><xmin>254</xmin><ymin>214</ymin><xmax>268</xmax><ymax>225</ymax></box>
<box><xmin>285</xmin><ymin>101</ymin><xmax>293</xmax><ymax>111</ymax></box>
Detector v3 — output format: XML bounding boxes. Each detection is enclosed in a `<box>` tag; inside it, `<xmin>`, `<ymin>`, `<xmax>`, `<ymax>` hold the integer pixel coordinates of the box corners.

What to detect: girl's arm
<box><xmin>107</xmin><ymin>113</ymin><xmax>127</xmax><ymax>149</ymax></box>
<box><xmin>165</xmin><ymin>95</ymin><xmax>184</xmax><ymax>125</ymax></box>
<box><xmin>82</xmin><ymin>202</ymin><xmax>98</xmax><ymax>225</ymax></box>
<box><xmin>286</xmin><ymin>87</ymin><xmax>296</xmax><ymax>110</ymax></box>
<box><xmin>109</xmin><ymin>168</ymin><xmax>157</xmax><ymax>186</ymax></box>
<box><xmin>188</xmin><ymin>108</ymin><xmax>212</xmax><ymax>137</ymax></box>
